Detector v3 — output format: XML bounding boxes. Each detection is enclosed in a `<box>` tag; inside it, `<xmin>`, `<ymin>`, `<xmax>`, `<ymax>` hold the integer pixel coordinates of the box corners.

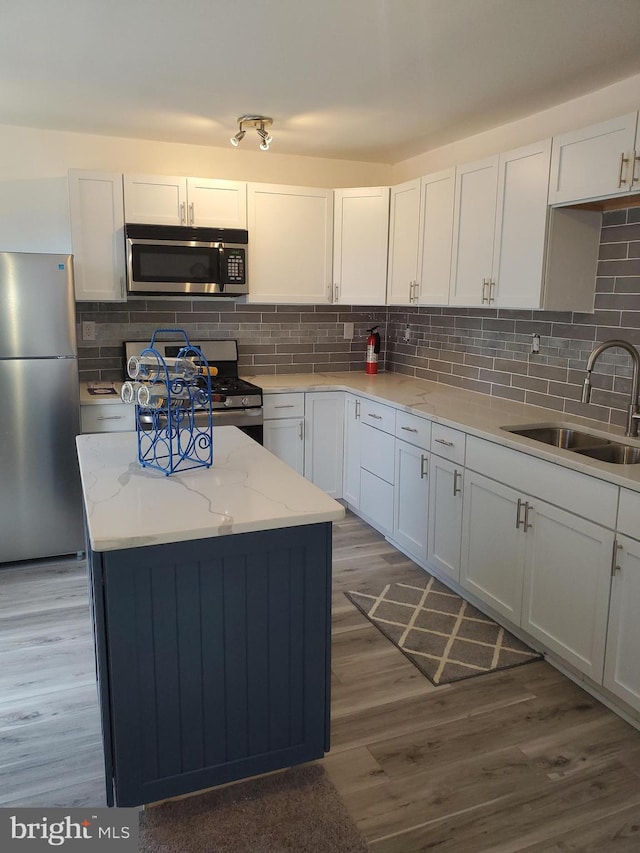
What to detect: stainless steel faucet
<box><xmin>581</xmin><ymin>339</ymin><xmax>640</xmax><ymax>437</ymax></box>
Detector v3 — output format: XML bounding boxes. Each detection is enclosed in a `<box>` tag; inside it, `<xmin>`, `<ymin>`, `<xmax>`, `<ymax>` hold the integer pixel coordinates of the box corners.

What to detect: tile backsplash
<box><xmin>77</xmin><ymin>206</ymin><xmax>640</xmax><ymax>429</ymax></box>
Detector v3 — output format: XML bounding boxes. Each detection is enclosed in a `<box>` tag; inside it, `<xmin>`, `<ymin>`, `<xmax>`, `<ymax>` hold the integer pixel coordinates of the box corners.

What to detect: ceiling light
<box><xmin>230</xmin><ymin>115</ymin><xmax>274</xmax><ymax>151</ymax></box>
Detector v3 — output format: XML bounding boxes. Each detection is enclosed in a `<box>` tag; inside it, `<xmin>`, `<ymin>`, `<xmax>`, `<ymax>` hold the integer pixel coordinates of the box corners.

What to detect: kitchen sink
<box><xmin>575</xmin><ymin>444</ymin><xmax>640</xmax><ymax>464</ymax></box>
<box><xmin>502</xmin><ymin>425</ymin><xmax>611</xmax><ymax>449</ymax></box>
<box><xmin>502</xmin><ymin>423</ymin><xmax>640</xmax><ymax>464</ymax></box>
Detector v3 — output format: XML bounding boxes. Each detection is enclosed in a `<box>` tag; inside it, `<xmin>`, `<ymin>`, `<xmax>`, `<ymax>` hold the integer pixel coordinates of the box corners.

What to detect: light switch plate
<box><xmin>343</xmin><ymin>322</ymin><xmax>354</xmax><ymax>340</ymax></box>
<box><xmin>82</xmin><ymin>320</ymin><xmax>96</xmax><ymax>342</ymax></box>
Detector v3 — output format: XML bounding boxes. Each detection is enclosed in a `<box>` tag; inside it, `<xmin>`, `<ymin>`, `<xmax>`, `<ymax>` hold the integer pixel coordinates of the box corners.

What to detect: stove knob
<box><xmin>242</xmin><ymin>396</ymin><xmax>250</xmax><ymax>406</ymax></box>
<box><xmin>224</xmin><ymin>398</ymin><xmax>232</xmax><ymax>407</ymax></box>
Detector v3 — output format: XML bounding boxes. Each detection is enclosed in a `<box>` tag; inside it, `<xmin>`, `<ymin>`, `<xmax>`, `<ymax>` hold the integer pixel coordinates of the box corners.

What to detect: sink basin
<box><xmin>503</xmin><ymin>425</ymin><xmax>611</xmax><ymax>450</ymax></box>
<box><xmin>575</xmin><ymin>444</ymin><xmax>640</xmax><ymax>464</ymax></box>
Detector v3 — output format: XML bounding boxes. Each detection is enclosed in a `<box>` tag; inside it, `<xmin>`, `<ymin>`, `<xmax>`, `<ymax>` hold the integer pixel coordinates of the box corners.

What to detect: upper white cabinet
<box><xmin>332</xmin><ymin>187</ymin><xmax>389</xmax><ymax>305</ymax></box>
<box><xmin>416</xmin><ymin>169</ymin><xmax>455</xmax><ymax>306</ymax></box>
<box><xmin>449</xmin><ymin>139</ymin><xmax>551</xmax><ymax>308</ymax></box>
<box><xmin>123</xmin><ymin>174</ymin><xmax>247</xmax><ymax>228</ymax></box>
<box><xmin>549</xmin><ymin>112</ymin><xmax>640</xmax><ymax>205</ymax></box>
<box><xmin>68</xmin><ymin>169</ymin><xmax>126</xmax><ymax>302</ymax></box>
<box><xmin>386</xmin><ymin>178</ymin><xmax>421</xmax><ymax>305</ymax></box>
<box><xmin>247</xmin><ymin>183</ymin><xmax>333</xmax><ymax>304</ymax></box>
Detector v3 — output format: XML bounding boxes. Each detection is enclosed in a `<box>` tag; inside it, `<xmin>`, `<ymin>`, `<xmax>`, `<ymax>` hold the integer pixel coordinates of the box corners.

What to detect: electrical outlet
<box><xmin>343</xmin><ymin>322</ymin><xmax>354</xmax><ymax>340</ymax></box>
<box><xmin>403</xmin><ymin>325</ymin><xmax>411</xmax><ymax>343</ymax></box>
<box><xmin>82</xmin><ymin>321</ymin><xmax>96</xmax><ymax>342</ymax></box>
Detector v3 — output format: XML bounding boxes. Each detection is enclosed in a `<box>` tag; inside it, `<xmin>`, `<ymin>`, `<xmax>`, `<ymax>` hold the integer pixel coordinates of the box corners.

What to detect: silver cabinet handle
<box><xmin>611</xmin><ymin>540</ymin><xmax>623</xmax><ymax>575</ymax></box>
<box><xmin>523</xmin><ymin>501</ymin><xmax>533</xmax><ymax>531</ymax></box>
<box><xmin>274</xmin><ymin>404</ymin><xmax>295</xmax><ymax>409</ymax></box>
<box><xmin>367</xmin><ymin>413</ymin><xmax>382</xmax><ymax>419</ymax></box>
<box><xmin>453</xmin><ymin>469</ymin><xmax>462</xmax><ymax>496</ymax></box>
<box><xmin>335</xmin><ymin>283</ymin><xmax>340</xmax><ymax>302</ymax></box>
<box><xmin>97</xmin><ymin>415</ymin><xmax>124</xmax><ymax>421</ymax></box>
<box><xmin>328</xmin><ymin>282</ymin><xmax>332</xmax><ymax>301</ymax></box>
<box><xmin>482</xmin><ymin>278</ymin><xmax>490</xmax><ymax>304</ymax></box>
<box><xmin>408</xmin><ymin>281</ymin><xmax>414</xmax><ymax>303</ymax></box>
<box><xmin>434</xmin><ymin>438</ymin><xmax>454</xmax><ymax>447</ymax></box>
<box><xmin>189</xmin><ymin>201</ymin><xmax>195</xmax><ymax>225</ymax></box>
<box><xmin>420</xmin><ymin>454</ymin><xmax>428</xmax><ymax>479</ymax></box>
<box><xmin>633</xmin><ymin>151</ymin><xmax>640</xmax><ymax>186</ymax></box>
<box><xmin>618</xmin><ymin>152</ymin><xmax>630</xmax><ymax>187</ymax></box>
<box><xmin>401</xmin><ymin>426</ymin><xmax>418</xmax><ymax>433</ymax></box>
<box><xmin>355</xmin><ymin>399</ymin><xmax>360</xmax><ymax>420</ymax></box>
<box><xmin>298</xmin><ymin>420</ymin><xmax>304</xmax><ymax>441</ymax></box>
<box><xmin>180</xmin><ymin>202</ymin><xmax>186</xmax><ymax>224</ymax></box>
<box><xmin>516</xmin><ymin>497</ymin><xmax>524</xmax><ymax>529</ymax></box>
<box><xmin>489</xmin><ymin>280</ymin><xmax>496</xmax><ymax>303</ymax></box>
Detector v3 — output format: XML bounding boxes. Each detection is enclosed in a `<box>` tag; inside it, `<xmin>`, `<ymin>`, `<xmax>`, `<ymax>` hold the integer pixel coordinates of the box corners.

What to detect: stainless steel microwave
<box><xmin>125</xmin><ymin>223</ymin><xmax>248</xmax><ymax>296</ymax></box>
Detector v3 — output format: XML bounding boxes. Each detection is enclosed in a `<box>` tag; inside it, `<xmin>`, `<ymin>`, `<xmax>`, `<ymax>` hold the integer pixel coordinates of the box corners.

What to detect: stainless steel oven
<box><xmin>123</xmin><ymin>338</ymin><xmax>263</xmax><ymax>443</ymax></box>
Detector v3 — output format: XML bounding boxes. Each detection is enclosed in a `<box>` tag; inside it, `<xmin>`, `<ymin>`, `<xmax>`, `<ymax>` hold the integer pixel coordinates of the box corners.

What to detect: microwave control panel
<box><xmin>223</xmin><ymin>248</ymin><xmax>246</xmax><ymax>284</ymax></box>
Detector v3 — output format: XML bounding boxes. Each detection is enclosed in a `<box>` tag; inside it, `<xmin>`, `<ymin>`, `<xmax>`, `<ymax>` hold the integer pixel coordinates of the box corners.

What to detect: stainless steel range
<box><xmin>123</xmin><ymin>339</ymin><xmax>263</xmax><ymax>443</ymax></box>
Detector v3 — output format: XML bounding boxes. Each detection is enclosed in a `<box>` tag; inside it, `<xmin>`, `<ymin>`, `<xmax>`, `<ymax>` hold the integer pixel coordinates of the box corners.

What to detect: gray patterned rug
<box><xmin>346</xmin><ymin>575</ymin><xmax>541</xmax><ymax>685</ymax></box>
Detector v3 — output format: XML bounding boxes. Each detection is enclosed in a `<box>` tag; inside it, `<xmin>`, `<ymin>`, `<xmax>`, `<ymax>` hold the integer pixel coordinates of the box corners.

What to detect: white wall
<box><xmin>391</xmin><ymin>72</ymin><xmax>640</xmax><ymax>182</ymax></box>
<box><xmin>0</xmin><ymin>124</ymin><xmax>392</xmax><ymax>253</ymax></box>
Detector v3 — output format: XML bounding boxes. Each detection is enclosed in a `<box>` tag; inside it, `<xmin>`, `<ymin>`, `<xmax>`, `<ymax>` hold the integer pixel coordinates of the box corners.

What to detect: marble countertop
<box><xmin>76</xmin><ymin>426</ymin><xmax>345</xmax><ymax>552</ymax></box>
<box><xmin>247</xmin><ymin>371</ymin><xmax>640</xmax><ymax>492</ymax></box>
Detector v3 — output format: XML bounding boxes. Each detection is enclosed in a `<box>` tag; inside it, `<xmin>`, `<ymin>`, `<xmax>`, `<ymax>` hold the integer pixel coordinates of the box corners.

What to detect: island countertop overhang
<box><xmin>76</xmin><ymin>426</ymin><xmax>345</xmax><ymax>552</ymax></box>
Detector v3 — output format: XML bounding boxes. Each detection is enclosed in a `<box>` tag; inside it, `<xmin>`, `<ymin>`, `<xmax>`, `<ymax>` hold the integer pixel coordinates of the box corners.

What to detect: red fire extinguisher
<box><xmin>365</xmin><ymin>326</ymin><xmax>381</xmax><ymax>375</ymax></box>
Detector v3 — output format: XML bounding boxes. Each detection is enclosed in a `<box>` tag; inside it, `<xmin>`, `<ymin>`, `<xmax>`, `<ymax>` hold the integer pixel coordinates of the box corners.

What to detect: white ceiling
<box><xmin>2</xmin><ymin>0</ymin><xmax>640</xmax><ymax>164</ymax></box>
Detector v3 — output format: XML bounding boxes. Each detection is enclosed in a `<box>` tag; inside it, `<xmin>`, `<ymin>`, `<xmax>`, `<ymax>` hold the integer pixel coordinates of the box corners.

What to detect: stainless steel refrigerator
<box><xmin>0</xmin><ymin>252</ymin><xmax>84</xmax><ymax>564</ymax></box>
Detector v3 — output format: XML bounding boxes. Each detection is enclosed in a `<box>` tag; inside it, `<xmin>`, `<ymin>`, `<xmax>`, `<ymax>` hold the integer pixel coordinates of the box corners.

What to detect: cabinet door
<box><xmin>386</xmin><ymin>178</ymin><xmax>420</xmax><ymax>305</ymax></box>
<box><xmin>333</xmin><ymin>187</ymin><xmax>389</xmax><ymax>305</ymax></box>
<box><xmin>416</xmin><ymin>169</ymin><xmax>455</xmax><ymax>306</ymax></box>
<box><xmin>449</xmin><ymin>156</ymin><xmax>499</xmax><ymax>306</ymax></box>
<box><xmin>343</xmin><ymin>395</ymin><xmax>361</xmax><ymax>509</ymax></box>
<box><xmin>604</xmin><ymin>534</ymin><xmax>640</xmax><ymax>710</ymax></box>
<box><xmin>69</xmin><ymin>170</ymin><xmax>126</xmax><ymax>302</ymax></box>
<box><xmin>186</xmin><ymin>178</ymin><xmax>247</xmax><ymax>228</ymax></box>
<box><xmin>393</xmin><ymin>440</ymin><xmax>429</xmax><ymax>563</ymax></box>
<box><xmin>460</xmin><ymin>470</ymin><xmax>525</xmax><ymax>623</ymax></box>
<box><xmin>360</xmin><ymin>468</ymin><xmax>394</xmax><ymax>537</ymax></box>
<box><xmin>123</xmin><ymin>174</ymin><xmax>187</xmax><ymax>225</ymax></box>
<box><xmin>427</xmin><ymin>455</ymin><xmax>463</xmax><ymax>582</ymax></box>
<box><xmin>304</xmin><ymin>392</ymin><xmax>344</xmax><ymax>498</ymax></box>
<box><xmin>521</xmin><ymin>501</ymin><xmax>613</xmax><ymax>681</ymax></box>
<box><xmin>549</xmin><ymin>113</ymin><xmax>638</xmax><ymax>205</ymax></box>
<box><xmin>247</xmin><ymin>183</ymin><xmax>333</xmax><ymax>304</ymax></box>
<box><xmin>263</xmin><ymin>418</ymin><xmax>305</xmax><ymax>475</ymax></box>
<box><xmin>492</xmin><ymin>140</ymin><xmax>551</xmax><ymax>309</ymax></box>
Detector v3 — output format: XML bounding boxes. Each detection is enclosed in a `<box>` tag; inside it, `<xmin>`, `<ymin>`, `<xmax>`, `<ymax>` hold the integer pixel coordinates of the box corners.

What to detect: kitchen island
<box><xmin>76</xmin><ymin>427</ymin><xmax>344</xmax><ymax>807</ymax></box>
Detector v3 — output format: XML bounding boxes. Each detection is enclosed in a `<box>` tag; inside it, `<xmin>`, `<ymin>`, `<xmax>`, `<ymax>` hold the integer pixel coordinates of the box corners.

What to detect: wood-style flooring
<box><xmin>2</xmin><ymin>512</ymin><xmax>640</xmax><ymax>851</ymax></box>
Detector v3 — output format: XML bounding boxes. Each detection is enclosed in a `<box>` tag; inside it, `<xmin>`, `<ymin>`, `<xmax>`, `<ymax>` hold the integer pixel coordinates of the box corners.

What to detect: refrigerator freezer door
<box><xmin>0</xmin><ymin>358</ymin><xmax>84</xmax><ymax>563</ymax></box>
<box><xmin>0</xmin><ymin>252</ymin><xmax>76</xmax><ymax>358</ymax></box>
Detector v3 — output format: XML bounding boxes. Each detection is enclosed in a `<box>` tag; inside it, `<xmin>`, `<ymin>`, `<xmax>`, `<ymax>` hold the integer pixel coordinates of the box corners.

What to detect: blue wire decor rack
<box><xmin>123</xmin><ymin>329</ymin><xmax>213</xmax><ymax>476</ymax></box>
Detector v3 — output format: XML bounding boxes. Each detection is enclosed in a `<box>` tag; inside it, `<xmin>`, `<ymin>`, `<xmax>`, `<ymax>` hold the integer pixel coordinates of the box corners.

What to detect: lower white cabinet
<box><xmin>304</xmin><ymin>392</ymin><xmax>344</xmax><ymax>498</ymax></box>
<box><xmin>520</xmin><ymin>501</ymin><xmax>613</xmax><ymax>682</ymax></box>
<box><xmin>393</xmin><ymin>439</ymin><xmax>429</xmax><ymax>563</ymax></box>
<box><xmin>359</xmin><ymin>422</ymin><xmax>395</xmax><ymax>536</ymax></box>
<box><xmin>263</xmin><ymin>417</ymin><xmax>305</xmax><ymax>475</ymax></box>
<box><xmin>427</xmin><ymin>454</ymin><xmax>463</xmax><ymax>582</ymax></box>
<box><xmin>343</xmin><ymin>395</ymin><xmax>361</xmax><ymax>509</ymax></box>
<box><xmin>604</xmin><ymin>534</ymin><xmax>640</xmax><ymax>710</ymax></box>
<box><xmin>80</xmin><ymin>402</ymin><xmax>135</xmax><ymax>433</ymax></box>
<box><xmin>460</xmin><ymin>471</ymin><xmax>525</xmax><ymax>624</ymax></box>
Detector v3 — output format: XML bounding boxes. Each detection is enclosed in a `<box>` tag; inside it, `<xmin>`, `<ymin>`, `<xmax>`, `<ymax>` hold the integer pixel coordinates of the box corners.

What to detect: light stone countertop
<box><xmin>246</xmin><ymin>371</ymin><xmax>640</xmax><ymax>493</ymax></box>
<box><xmin>76</xmin><ymin>426</ymin><xmax>345</xmax><ymax>553</ymax></box>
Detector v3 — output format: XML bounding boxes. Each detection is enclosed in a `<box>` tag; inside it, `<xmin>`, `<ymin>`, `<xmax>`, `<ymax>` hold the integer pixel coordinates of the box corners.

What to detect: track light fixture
<box><xmin>230</xmin><ymin>115</ymin><xmax>273</xmax><ymax>151</ymax></box>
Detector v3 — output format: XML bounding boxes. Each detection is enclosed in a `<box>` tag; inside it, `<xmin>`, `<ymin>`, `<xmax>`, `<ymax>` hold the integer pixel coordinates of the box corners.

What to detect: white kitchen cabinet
<box><xmin>549</xmin><ymin>112</ymin><xmax>639</xmax><ymax>205</ymax></box>
<box><xmin>68</xmin><ymin>170</ymin><xmax>126</xmax><ymax>302</ymax></box>
<box><xmin>392</xmin><ymin>439</ymin><xmax>429</xmax><ymax>563</ymax></box>
<box><xmin>247</xmin><ymin>183</ymin><xmax>333</xmax><ymax>304</ymax></box>
<box><xmin>604</xmin><ymin>534</ymin><xmax>640</xmax><ymax>711</ymax></box>
<box><xmin>460</xmin><ymin>470</ymin><xmax>526</xmax><ymax>624</ymax></box>
<box><xmin>332</xmin><ymin>187</ymin><xmax>389</xmax><ymax>305</ymax></box>
<box><xmin>343</xmin><ymin>394</ymin><xmax>362</xmax><ymax>509</ymax></box>
<box><xmin>386</xmin><ymin>178</ymin><xmax>421</xmax><ymax>305</ymax></box>
<box><xmin>359</xmin><ymin>419</ymin><xmax>395</xmax><ymax>537</ymax></box>
<box><xmin>427</xmin><ymin>454</ymin><xmax>464</xmax><ymax>582</ymax></box>
<box><xmin>449</xmin><ymin>140</ymin><xmax>551</xmax><ymax>308</ymax></box>
<box><xmin>521</xmin><ymin>500</ymin><xmax>613</xmax><ymax>682</ymax></box>
<box><xmin>304</xmin><ymin>392</ymin><xmax>344</xmax><ymax>498</ymax></box>
<box><xmin>263</xmin><ymin>417</ymin><xmax>305</xmax><ymax>475</ymax></box>
<box><xmin>80</xmin><ymin>402</ymin><xmax>135</xmax><ymax>433</ymax></box>
<box><xmin>123</xmin><ymin>174</ymin><xmax>247</xmax><ymax>227</ymax></box>
<box><xmin>416</xmin><ymin>169</ymin><xmax>455</xmax><ymax>306</ymax></box>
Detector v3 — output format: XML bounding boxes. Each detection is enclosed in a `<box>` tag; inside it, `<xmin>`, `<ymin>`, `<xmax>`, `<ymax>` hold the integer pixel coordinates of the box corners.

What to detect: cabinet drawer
<box><xmin>263</xmin><ymin>392</ymin><xmax>305</xmax><ymax>419</ymax></box>
<box><xmin>431</xmin><ymin>423</ymin><xmax>466</xmax><ymax>464</ymax></box>
<box><xmin>81</xmin><ymin>403</ymin><xmax>135</xmax><ymax>433</ymax></box>
<box><xmin>360</xmin><ymin>398</ymin><xmax>396</xmax><ymax>434</ymax></box>
<box><xmin>466</xmin><ymin>435</ymin><xmax>618</xmax><ymax>527</ymax></box>
<box><xmin>361</xmin><ymin>422</ymin><xmax>395</xmax><ymax>484</ymax></box>
<box><xmin>618</xmin><ymin>488</ymin><xmax>640</xmax><ymax>540</ymax></box>
<box><xmin>395</xmin><ymin>410</ymin><xmax>431</xmax><ymax>450</ymax></box>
